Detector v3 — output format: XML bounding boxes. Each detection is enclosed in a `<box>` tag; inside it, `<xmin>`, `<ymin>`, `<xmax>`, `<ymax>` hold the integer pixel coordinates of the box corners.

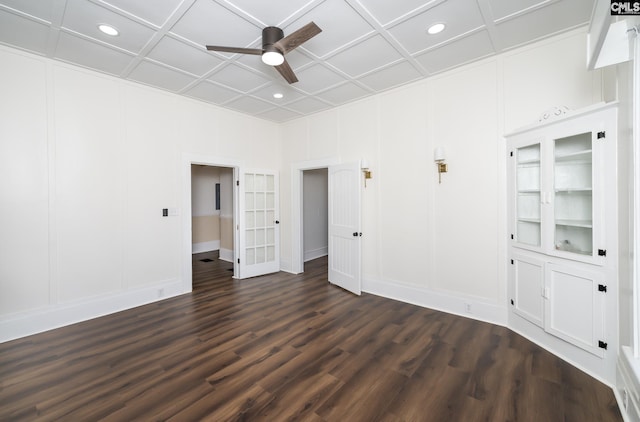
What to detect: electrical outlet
<box><xmin>623</xmin><ymin>388</ymin><xmax>629</xmax><ymax>410</ymax></box>
<box><xmin>158</xmin><ymin>288</ymin><xmax>164</xmax><ymax>298</ymax></box>
<box><xmin>464</xmin><ymin>303</ymin><xmax>472</xmax><ymax>313</ymax></box>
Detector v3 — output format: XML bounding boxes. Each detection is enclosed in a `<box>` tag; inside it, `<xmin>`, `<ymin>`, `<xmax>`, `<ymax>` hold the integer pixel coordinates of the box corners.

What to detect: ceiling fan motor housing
<box><xmin>263</xmin><ymin>26</ymin><xmax>284</xmax><ymax>53</ymax></box>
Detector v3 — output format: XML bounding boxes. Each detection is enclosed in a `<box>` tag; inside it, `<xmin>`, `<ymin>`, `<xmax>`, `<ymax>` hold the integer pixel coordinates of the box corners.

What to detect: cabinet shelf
<box><xmin>518</xmin><ymin>159</ymin><xmax>541</xmax><ymax>166</ymax></box>
<box><xmin>555</xmin><ymin>149</ymin><xmax>592</xmax><ymax>163</ymax></box>
<box><xmin>517</xmin><ymin>218</ymin><xmax>541</xmax><ymax>224</ymax></box>
<box><xmin>555</xmin><ymin>219</ymin><xmax>593</xmax><ymax>228</ymax></box>
<box><xmin>554</xmin><ymin>188</ymin><xmax>592</xmax><ymax>193</ymax></box>
<box><xmin>554</xmin><ymin>242</ymin><xmax>591</xmax><ymax>255</ymax></box>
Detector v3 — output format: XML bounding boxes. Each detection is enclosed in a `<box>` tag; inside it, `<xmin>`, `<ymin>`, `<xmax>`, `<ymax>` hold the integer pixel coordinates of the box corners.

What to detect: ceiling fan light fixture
<box><xmin>98</xmin><ymin>24</ymin><xmax>119</xmax><ymax>36</ymax></box>
<box><xmin>262</xmin><ymin>51</ymin><xmax>284</xmax><ymax>66</ymax></box>
<box><xmin>273</xmin><ymin>93</ymin><xmax>284</xmax><ymax>99</ymax></box>
<box><xmin>427</xmin><ymin>23</ymin><xmax>445</xmax><ymax>35</ymax></box>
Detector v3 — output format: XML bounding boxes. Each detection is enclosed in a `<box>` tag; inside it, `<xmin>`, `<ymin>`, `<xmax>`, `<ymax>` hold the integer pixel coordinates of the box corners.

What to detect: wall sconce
<box><xmin>434</xmin><ymin>147</ymin><xmax>447</xmax><ymax>184</ymax></box>
<box><xmin>361</xmin><ymin>159</ymin><xmax>372</xmax><ymax>188</ymax></box>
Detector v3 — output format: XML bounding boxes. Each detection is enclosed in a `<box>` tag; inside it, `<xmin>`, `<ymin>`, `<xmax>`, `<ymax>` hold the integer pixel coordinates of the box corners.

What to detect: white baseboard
<box><xmin>219</xmin><ymin>248</ymin><xmax>233</xmax><ymax>262</ymax></box>
<box><xmin>304</xmin><ymin>246</ymin><xmax>328</xmax><ymax>262</ymax></box>
<box><xmin>617</xmin><ymin>346</ymin><xmax>640</xmax><ymax>421</ymax></box>
<box><xmin>362</xmin><ymin>276</ymin><xmax>507</xmax><ymax>327</ymax></box>
<box><xmin>280</xmin><ymin>258</ymin><xmax>294</xmax><ymax>274</ymax></box>
<box><xmin>0</xmin><ymin>279</ymin><xmax>184</xmax><ymax>343</ymax></box>
<box><xmin>192</xmin><ymin>240</ymin><xmax>220</xmax><ymax>254</ymax></box>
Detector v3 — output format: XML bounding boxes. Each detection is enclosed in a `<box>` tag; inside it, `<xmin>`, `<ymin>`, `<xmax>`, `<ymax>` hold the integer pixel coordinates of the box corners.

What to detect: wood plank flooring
<box><xmin>0</xmin><ymin>252</ymin><xmax>622</xmax><ymax>421</ymax></box>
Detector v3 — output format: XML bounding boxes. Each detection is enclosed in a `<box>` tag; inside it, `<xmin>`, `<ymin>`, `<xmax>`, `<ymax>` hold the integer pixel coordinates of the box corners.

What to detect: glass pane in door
<box><xmin>553</xmin><ymin>133</ymin><xmax>593</xmax><ymax>256</ymax></box>
<box><xmin>516</xmin><ymin>144</ymin><xmax>541</xmax><ymax>246</ymax></box>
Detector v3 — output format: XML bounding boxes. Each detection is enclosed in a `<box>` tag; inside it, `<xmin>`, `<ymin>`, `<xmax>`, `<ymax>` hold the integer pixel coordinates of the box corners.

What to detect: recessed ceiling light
<box><xmin>273</xmin><ymin>93</ymin><xmax>284</xmax><ymax>99</ymax></box>
<box><xmin>98</xmin><ymin>24</ymin><xmax>119</xmax><ymax>36</ymax></box>
<box><xmin>427</xmin><ymin>23</ymin><xmax>445</xmax><ymax>35</ymax></box>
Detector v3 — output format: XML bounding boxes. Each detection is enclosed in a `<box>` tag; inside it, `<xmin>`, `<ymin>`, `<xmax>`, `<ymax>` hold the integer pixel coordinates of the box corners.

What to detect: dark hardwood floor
<box><xmin>0</xmin><ymin>252</ymin><xmax>622</xmax><ymax>421</ymax></box>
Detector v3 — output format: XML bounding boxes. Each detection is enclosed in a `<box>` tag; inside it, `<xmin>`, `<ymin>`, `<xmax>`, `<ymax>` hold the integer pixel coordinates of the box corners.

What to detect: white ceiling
<box><xmin>0</xmin><ymin>0</ymin><xmax>595</xmax><ymax>122</ymax></box>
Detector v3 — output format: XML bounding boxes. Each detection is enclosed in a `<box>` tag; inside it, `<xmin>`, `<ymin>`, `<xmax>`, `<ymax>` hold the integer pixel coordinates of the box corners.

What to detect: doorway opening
<box><xmin>292</xmin><ymin>159</ymin><xmax>362</xmax><ymax>295</ymax></box>
<box><xmin>182</xmin><ymin>157</ymin><xmax>239</xmax><ymax>292</ymax></box>
<box><xmin>291</xmin><ymin>158</ymin><xmax>338</xmax><ymax>274</ymax></box>
<box><xmin>302</xmin><ymin>168</ymin><xmax>328</xmax><ymax>272</ymax></box>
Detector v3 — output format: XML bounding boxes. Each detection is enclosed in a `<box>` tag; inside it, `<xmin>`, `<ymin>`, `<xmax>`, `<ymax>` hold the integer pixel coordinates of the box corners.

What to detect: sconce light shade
<box><xmin>361</xmin><ymin>158</ymin><xmax>370</xmax><ymax>169</ymax></box>
<box><xmin>433</xmin><ymin>147</ymin><xmax>447</xmax><ymax>184</ymax></box>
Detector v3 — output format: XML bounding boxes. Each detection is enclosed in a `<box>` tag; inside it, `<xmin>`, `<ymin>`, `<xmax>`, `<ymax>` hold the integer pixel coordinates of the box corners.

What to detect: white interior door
<box><xmin>238</xmin><ymin>169</ymin><xmax>279</xmax><ymax>279</ymax></box>
<box><xmin>328</xmin><ymin>162</ymin><xmax>361</xmax><ymax>295</ymax></box>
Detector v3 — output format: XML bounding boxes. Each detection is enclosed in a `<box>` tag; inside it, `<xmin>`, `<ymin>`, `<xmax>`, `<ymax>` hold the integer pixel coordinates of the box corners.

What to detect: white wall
<box><xmin>303</xmin><ymin>168</ymin><xmax>328</xmax><ymax>262</ymax></box>
<box><xmin>280</xmin><ymin>28</ymin><xmax>603</xmax><ymax>325</ymax></box>
<box><xmin>0</xmin><ymin>45</ymin><xmax>279</xmax><ymax>341</ymax></box>
<box><xmin>192</xmin><ymin>165</ymin><xmax>220</xmax><ymax>217</ymax></box>
<box><xmin>191</xmin><ymin>165</ymin><xmax>221</xmax><ymax>253</ymax></box>
<box><xmin>0</xmin><ymin>28</ymin><xmax>605</xmax><ymax>348</ymax></box>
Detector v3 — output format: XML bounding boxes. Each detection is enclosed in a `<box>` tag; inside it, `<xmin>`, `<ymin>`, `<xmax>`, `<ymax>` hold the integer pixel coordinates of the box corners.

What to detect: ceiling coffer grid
<box><xmin>0</xmin><ymin>0</ymin><xmax>594</xmax><ymax>122</ymax></box>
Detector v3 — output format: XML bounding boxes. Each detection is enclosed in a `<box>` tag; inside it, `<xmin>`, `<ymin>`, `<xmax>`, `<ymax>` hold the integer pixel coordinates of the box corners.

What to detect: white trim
<box><xmin>632</xmin><ymin>29</ymin><xmax>640</xmax><ymax>359</ymax></box>
<box><xmin>503</xmin><ymin>101</ymin><xmax>616</xmax><ymax>137</ymax></box>
<box><xmin>291</xmin><ymin>157</ymin><xmax>340</xmax><ymax>274</ymax></box>
<box><xmin>618</xmin><ymin>346</ymin><xmax>640</xmax><ymax>421</ymax></box>
<box><xmin>362</xmin><ymin>276</ymin><xmax>507</xmax><ymax>326</ymax></box>
<box><xmin>304</xmin><ymin>246</ymin><xmax>328</xmax><ymax>262</ymax></box>
<box><xmin>0</xmin><ymin>279</ymin><xmax>182</xmax><ymax>343</ymax></box>
<box><xmin>280</xmin><ymin>258</ymin><xmax>293</xmax><ymax>274</ymax></box>
<box><xmin>192</xmin><ymin>240</ymin><xmax>220</xmax><ymax>254</ymax></box>
<box><xmin>182</xmin><ymin>153</ymin><xmax>242</xmax><ymax>291</ymax></box>
<box><xmin>219</xmin><ymin>248</ymin><xmax>233</xmax><ymax>263</ymax></box>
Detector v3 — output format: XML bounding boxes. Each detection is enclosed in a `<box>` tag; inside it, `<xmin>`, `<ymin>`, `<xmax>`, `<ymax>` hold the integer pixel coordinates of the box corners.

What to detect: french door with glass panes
<box><xmin>238</xmin><ymin>170</ymin><xmax>279</xmax><ymax>279</ymax></box>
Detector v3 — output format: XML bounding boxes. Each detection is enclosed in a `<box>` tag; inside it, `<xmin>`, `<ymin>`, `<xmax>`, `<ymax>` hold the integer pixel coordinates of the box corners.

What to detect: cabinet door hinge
<box><xmin>510</xmin><ymin>151</ymin><xmax>514</xmax><ymax>157</ymax></box>
<box><xmin>237</xmin><ymin>258</ymin><xmax>240</xmax><ymax>264</ymax></box>
<box><xmin>510</xmin><ymin>234</ymin><xmax>514</xmax><ymax>240</ymax></box>
<box><xmin>598</xmin><ymin>284</ymin><xmax>607</xmax><ymax>293</ymax></box>
<box><xmin>510</xmin><ymin>259</ymin><xmax>514</xmax><ymax>265</ymax></box>
<box><xmin>597</xmin><ymin>131</ymin><xmax>606</xmax><ymax>139</ymax></box>
<box><xmin>510</xmin><ymin>299</ymin><xmax>514</xmax><ymax>305</ymax></box>
<box><xmin>236</xmin><ymin>180</ymin><xmax>240</xmax><ymax>186</ymax></box>
<box><xmin>598</xmin><ymin>249</ymin><xmax>607</xmax><ymax>257</ymax></box>
<box><xmin>598</xmin><ymin>340</ymin><xmax>608</xmax><ymax>350</ymax></box>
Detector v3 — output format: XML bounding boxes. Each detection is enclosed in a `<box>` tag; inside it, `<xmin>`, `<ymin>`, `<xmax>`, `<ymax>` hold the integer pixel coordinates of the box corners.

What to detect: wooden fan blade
<box><xmin>206</xmin><ymin>45</ymin><xmax>262</xmax><ymax>55</ymax></box>
<box><xmin>273</xmin><ymin>22</ymin><xmax>321</xmax><ymax>54</ymax></box>
<box><xmin>275</xmin><ymin>59</ymin><xmax>298</xmax><ymax>84</ymax></box>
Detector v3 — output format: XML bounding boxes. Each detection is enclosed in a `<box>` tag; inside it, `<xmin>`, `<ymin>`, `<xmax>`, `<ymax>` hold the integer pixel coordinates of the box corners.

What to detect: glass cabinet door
<box><xmin>515</xmin><ymin>143</ymin><xmax>541</xmax><ymax>247</ymax></box>
<box><xmin>553</xmin><ymin>132</ymin><xmax>593</xmax><ymax>256</ymax></box>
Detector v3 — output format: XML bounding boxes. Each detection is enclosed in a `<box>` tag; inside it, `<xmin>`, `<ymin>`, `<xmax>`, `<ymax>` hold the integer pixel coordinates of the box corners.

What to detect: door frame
<box><xmin>291</xmin><ymin>157</ymin><xmax>339</xmax><ymax>274</ymax></box>
<box><xmin>182</xmin><ymin>153</ymin><xmax>242</xmax><ymax>292</ymax></box>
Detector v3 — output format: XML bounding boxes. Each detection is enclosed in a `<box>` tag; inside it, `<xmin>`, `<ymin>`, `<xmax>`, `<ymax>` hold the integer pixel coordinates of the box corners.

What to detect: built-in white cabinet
<box><xmin>511</xmin><ymin>252</ymin><xmax>606</xmax><ymax>357</ymax></box>
<box><xmin>507</xmin><ymin>103</ymin><xmax>617</xmax><ymax>360</ymax></box>
<box><xmin>511</xmin><ymin>110</ymin><xmax>610</xmax><ymax>264</ymax></box>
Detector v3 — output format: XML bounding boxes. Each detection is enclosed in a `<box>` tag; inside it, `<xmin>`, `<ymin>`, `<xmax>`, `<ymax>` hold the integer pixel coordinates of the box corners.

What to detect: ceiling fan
<box><xmin>206</xmin><ymin>22</ymin><xmax>321</xmax><ymax>84</ymax></box>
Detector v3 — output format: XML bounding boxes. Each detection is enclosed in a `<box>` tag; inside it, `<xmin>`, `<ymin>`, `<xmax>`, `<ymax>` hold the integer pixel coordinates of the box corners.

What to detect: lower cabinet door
<box><xmin>544</xmin><ymin>263</ymin><xmax>606</xmax><ymax>357</ymax></box>
<box><xmin>512</xmin><ymin>253</ymin><xmax>545</xmax><ymax>328</ymax></box>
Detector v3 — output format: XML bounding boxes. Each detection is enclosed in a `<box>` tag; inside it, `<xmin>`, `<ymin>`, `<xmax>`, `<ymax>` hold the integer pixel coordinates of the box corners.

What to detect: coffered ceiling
<box><xmin>0</xmin><ymin>0</ymin><xmax>595</xmax><ymax>122</ymax></box>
